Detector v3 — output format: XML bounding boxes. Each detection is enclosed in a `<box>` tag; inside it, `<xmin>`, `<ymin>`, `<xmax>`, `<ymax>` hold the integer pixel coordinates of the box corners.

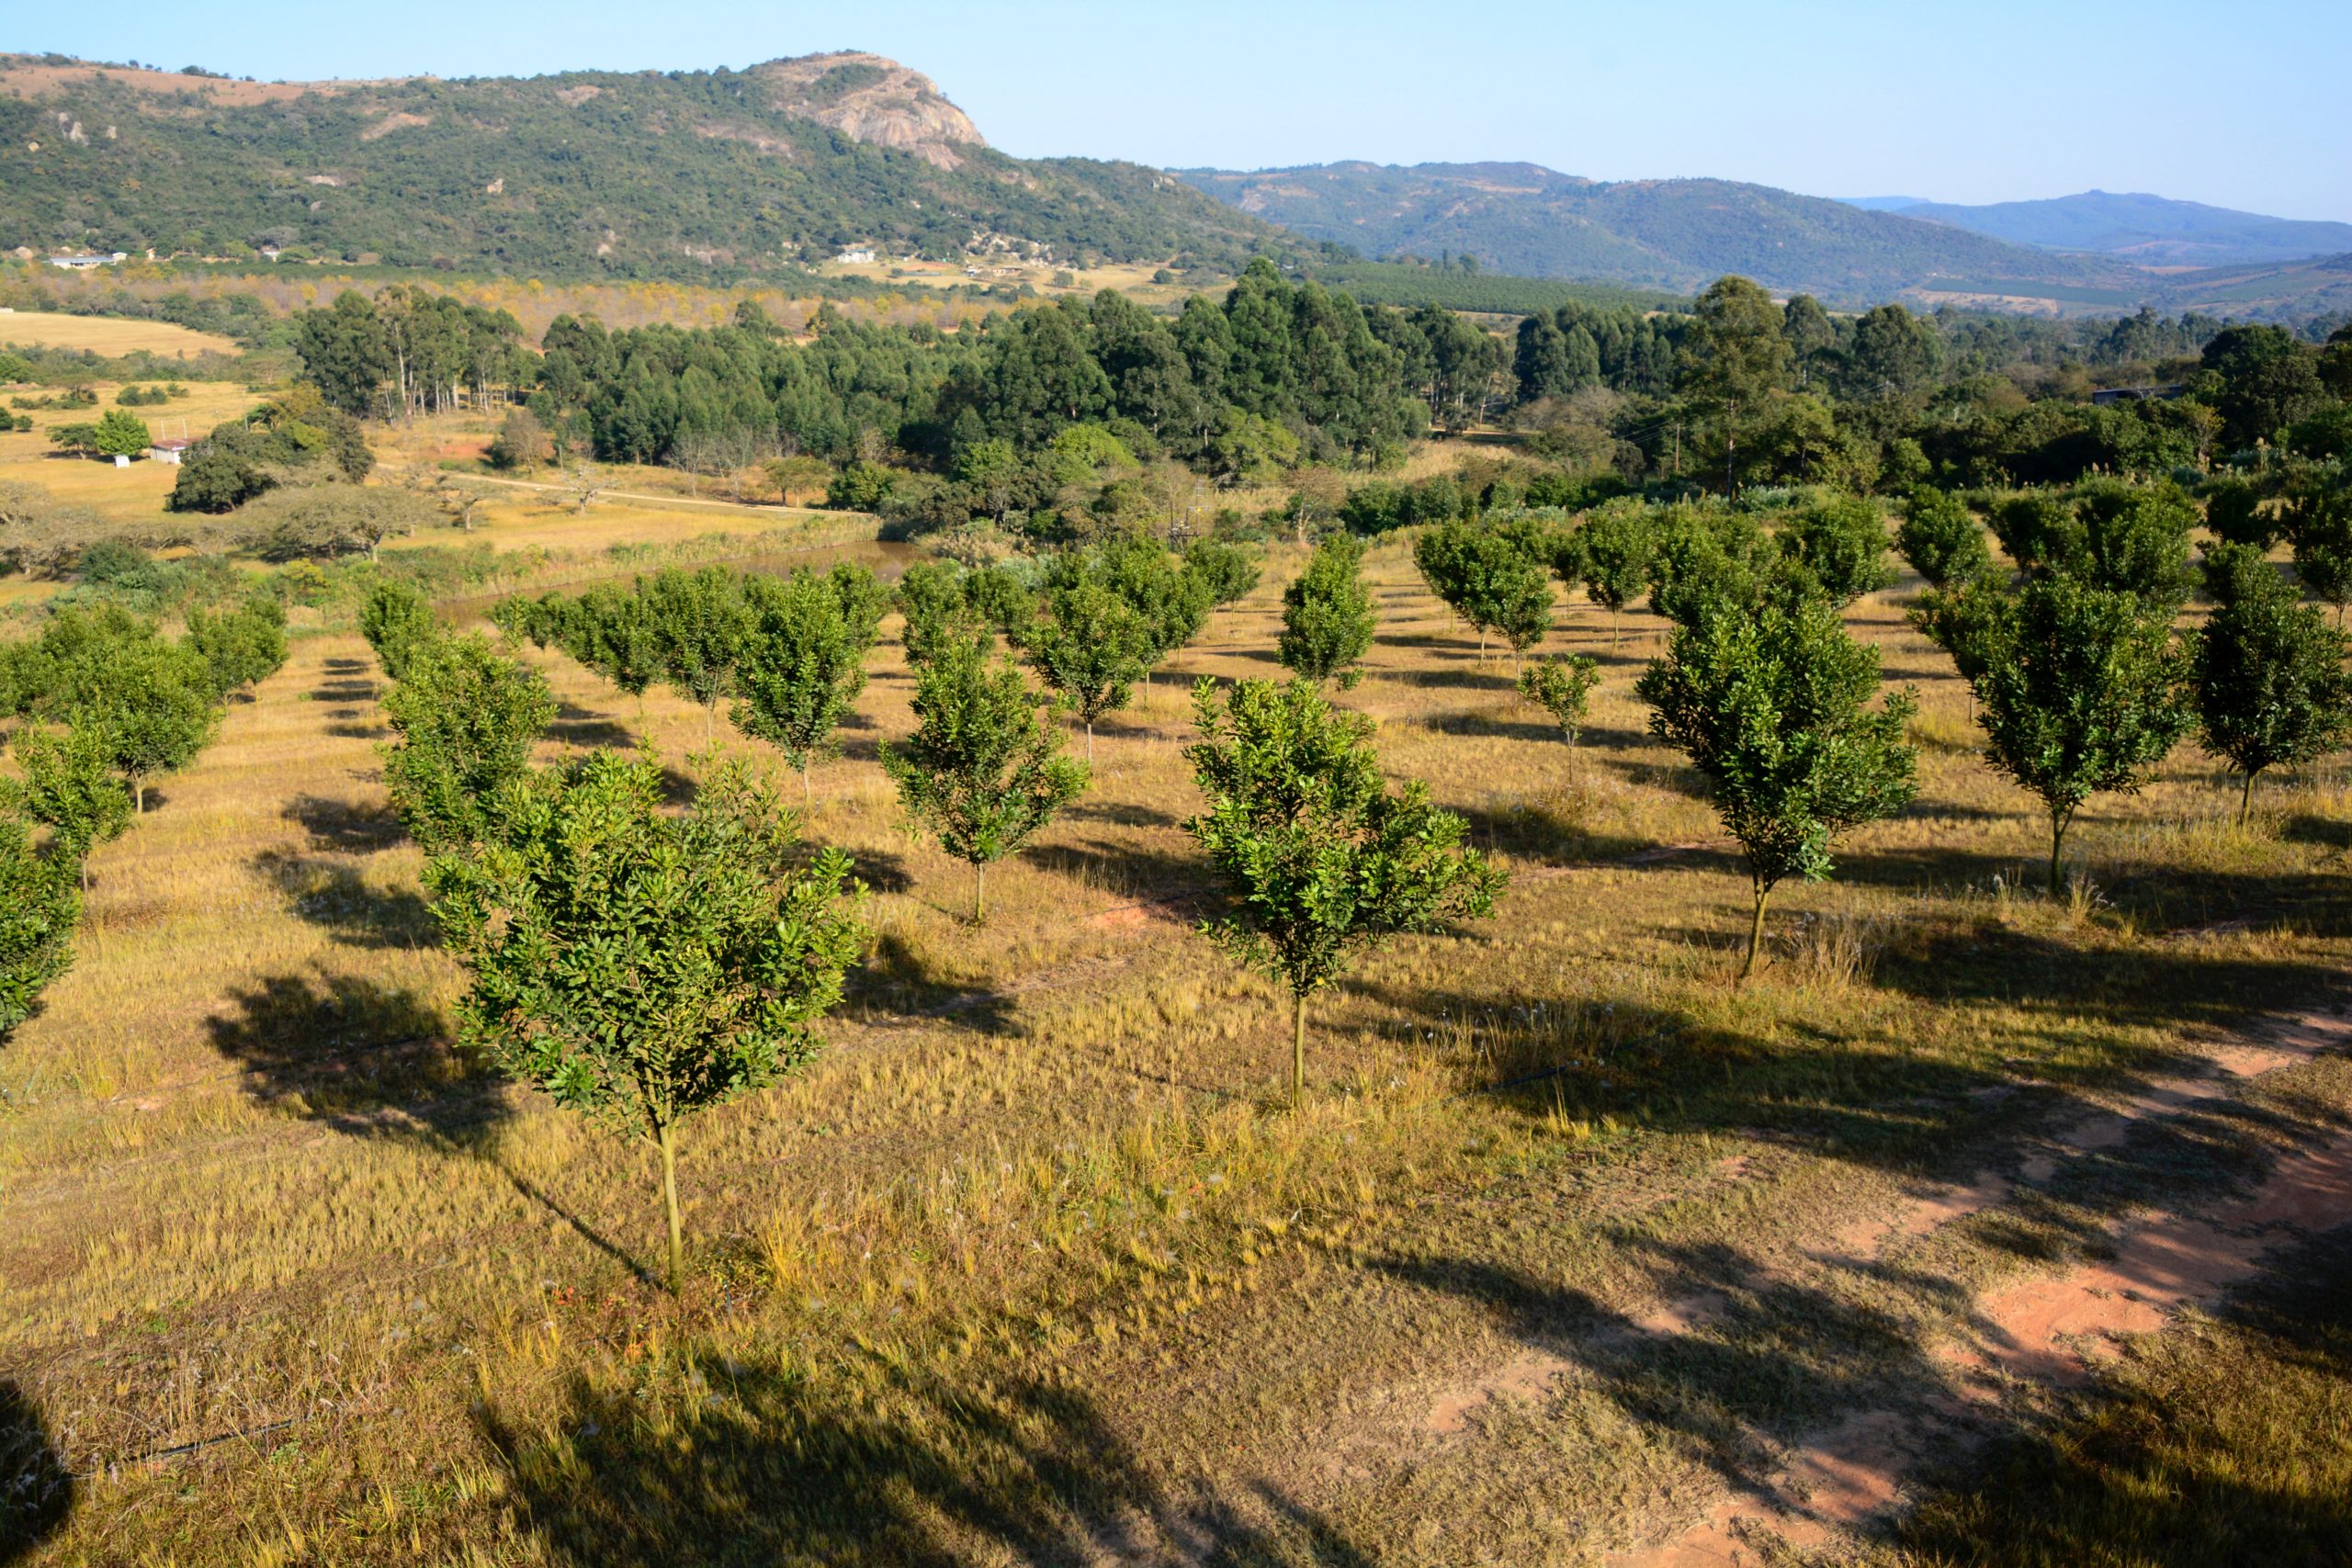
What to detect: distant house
<box><xmin>834</xmin><ymin>247</ymin><xmax>876</xmax><ymax>264</ymax></box>
<box><xmin>48</xmin><ymin>253</ymin><xmax>125</xmax><ymax>270</ymax></box>
<box><xmin>147</xmin><ymin>437</ymin><xmax>193</xmax><ymax>466</ymax></box>
<box><xmin>2090</xmin><ymin>384</ymin><xmax>2186</xmax><ymax>406</ymax></box>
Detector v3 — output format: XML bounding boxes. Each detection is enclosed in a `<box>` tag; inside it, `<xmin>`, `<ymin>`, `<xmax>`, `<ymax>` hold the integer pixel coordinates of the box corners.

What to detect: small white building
<box><xmin>147</xmin><ymin>437</ymin><xmax>193</xmax><ymax>466</ymax></box>
<box><xmin>834</xmin><ymin>247</ymin><xmax>876</xmax><ymax>265</ymax></box>
<box><xmin>48</xmin><ymin>253</ymin><xmax>125</xmax><ymax>270</ymax></box>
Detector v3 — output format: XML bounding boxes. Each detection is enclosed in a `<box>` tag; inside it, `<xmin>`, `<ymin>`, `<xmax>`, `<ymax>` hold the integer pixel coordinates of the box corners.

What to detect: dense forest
<box><xmin>0</xmin><ymin>54</ymin><xmax>1289</xmax><ymax>278</ymax></box>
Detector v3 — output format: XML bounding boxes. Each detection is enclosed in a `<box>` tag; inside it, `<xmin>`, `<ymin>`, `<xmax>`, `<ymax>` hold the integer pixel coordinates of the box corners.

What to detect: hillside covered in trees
<box><xmin>0</xmin><ymin>52</ymin><xmax>1290</xmax><ymax>278</ymax></box>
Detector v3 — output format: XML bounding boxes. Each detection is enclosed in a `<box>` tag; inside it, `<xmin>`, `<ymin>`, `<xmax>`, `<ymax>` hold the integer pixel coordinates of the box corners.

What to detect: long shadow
<box><xmin>254</xmin><ymin>851</ymin><xmax>435</xmax><ymax>949</ymax></box>
<box><xmin>548</xmin><ymin>701</ymin><xmax>635</xmax><ymax>750</ymax></box>
<box><xmin>1030</xmin><ymin>839</ymin><xmax>1206</xmax><ymax>908</ymax></box>
<box><xmin>483</xmin><ymin>1360</ymin><xmax>1373</xmax><ymax>1566</ymax></box>
<box><xmin>1445</xmin><ymin>799</ymin><xmax>1661</xmax><ymax>867</ymax></box>
<box><xmin>1888</xmin><ymin>1226</ymin><xmax>2352</xmax><ymax>1568</ymax></box>
<box><xmin>1068</xmin><ymin>799</ymin><xmax>1182</xmax><ymax>829</ymax></box>
<box><xmin>847</xmin><ymin>931</ymin><xmax>1017</xmax><ymax>1035</ymax></box>
<box><xmin>283</xmin><ymin>794</ymin><xmax>404</xmax><ymax>855</ymax></box>
<box><xmin>201</xmin><ymin>972</ymin><xmax>643</xmax><ymax>1270</ymax></box>
<box><xmin>0</xmin><ymin>1382</ymin><xmax>72</xmax><ymax>1564</ymax></box>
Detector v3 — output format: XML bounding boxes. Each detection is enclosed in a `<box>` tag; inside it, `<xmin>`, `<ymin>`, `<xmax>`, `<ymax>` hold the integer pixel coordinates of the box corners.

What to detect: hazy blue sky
<box><xmin>17</xmin><ymin>0</ymin><xmax>2348</xmax><ymax>220</ymax></box>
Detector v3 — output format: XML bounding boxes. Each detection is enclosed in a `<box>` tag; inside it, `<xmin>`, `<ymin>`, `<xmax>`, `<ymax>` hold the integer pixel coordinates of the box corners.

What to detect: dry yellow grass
<box><xmin>0</xmin><ymin>309</ymin><xmax>240</xmax><ymax>358</ymax></box>
<box><xmin>3</xmin><ymin>524</ymin><xmax>2348</xmax><ymax>1563</ymax></box>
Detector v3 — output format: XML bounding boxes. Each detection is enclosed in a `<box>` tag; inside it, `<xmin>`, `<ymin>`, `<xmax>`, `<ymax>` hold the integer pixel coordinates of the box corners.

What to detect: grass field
<box><xmin>2</xmin><ymin>515</ymin><xmax>2349</xmax><ymax>1563</ymax></box>
<box><xmin>0</xmin><ymin>310</ymin><xmax>242</xmax><ymax>358</ymax></box>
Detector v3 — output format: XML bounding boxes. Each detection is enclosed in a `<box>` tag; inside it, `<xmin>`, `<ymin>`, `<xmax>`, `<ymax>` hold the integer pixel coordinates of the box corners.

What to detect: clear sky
<box><xmin>15</xmin><ymin>0</ymin><xmax>2348</xmax><ymax>221</ymax></box>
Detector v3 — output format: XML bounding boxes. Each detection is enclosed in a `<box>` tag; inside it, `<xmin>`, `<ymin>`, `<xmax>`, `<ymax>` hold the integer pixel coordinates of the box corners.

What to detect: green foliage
<box><xmin>1940</xmin><ymin>575</ymin><xmax>2192</xmax><ymax>893</ymax></box>
<box><xmin>0</xmin><ymin>807</ymin><xmax>80</xmax><ymax>1046</ymax></box>
<box><xmin>380</xmin><ymin>634</ymin><xmax>558</xmax><ymax>856</ymax></box>
<box><xmin>2202</xmin><ymin>477</ymin><xmax>2276</xmax><ymax>549</ymax></box>
<box><xmin>894</xmin><ymin>560</ymin><xmax>991</xmax><ymax>670</ymax></box>
<box><xmin>10</xmin><ymin>719</ymin><xmax>130</xmax><ymax>871</ymax></box>
<box><xmin>182</xmin><ymin>602</ymin><xmax>288</xmax><ymax>700</ymax></box>
<box><xmin>1182</xmin><ymin>537</ymin><xmax>1261</xmax><ymax>607</ymax></box>
<box><xmin>1636</xmin><ymin>591</ymin><xmax>1917</xmax><ymax>978</ymax></box>
<box><xmin>66</xmin><ymin>638</ymin><xmax>217</xmax><ymax>815</ymax></box>
<box><xmin>879</xmin><ymin>644</ymin><xmax>1090</xmax><ymax>921</ymax></box>
<box><xmin>1023</xmin><ymin>568</ymin><xmax>1155</xmax><ymax>753</ymax></box>
<box><xmin>1647</xmin><ymin>507</ymin><xmax>1776</xmax><ymax>628</ymax></box>
<box><xmin>1516</xmin><ymin>655</ymin><xmax>1600</xmax><ymax>744</ymax></box>
<box><xmin>164</xmin><ymin>401</ymin><xmax>373</xmax><ymax>514</ymax></box>
<box><xmin>731</xmin><ymin>564</ymin><xmax>888</xmax><ymax>793</ymax></box>
<box><xmin>1572</xmin><ymin>503</ymin><xmax>1657</xmax><ymax>630</ymax></box>
<box><xmin>359</xmin><ymin>581</ymin><xmax>440</xmax><ymax>680</ymax></box>
<box><xmin>1781</xmin><ymin>496</ymin><xmax>1893</xmax><ymax>604</ymax></box>
<box><xmin>1182</xmin><ymin>677</ymin><xmax>1504</xmax><ymax>1097</ymax></box>
<box><xmin>2286</xmin><ymin>481</ymin><xmax>2352</xmax><ymax>616</ymax></box>
<box><xmin>1412</xmin><ymin>519</ymin><xmax>1555</xmax><ymax>655</ymax></box>
<box><xmin>640</xmin><ymin>567</ymin><xmax>755</xmax><ymax>736</ymax></box>
<box><xmin>92</xmin><ymin>408</ymin><xmax>152</xmax><ymax>459</ymax></box>
<box><xmin>2191</xmin><ymin>544</ymin><xmax>2352</xmax><ymax>820</ymax></box>
<box><xmin>1277</xmin><ymin>535</ymin><xmax>1376</xmax><ymax>687</ymax></box>
<box><xmin>427</xmin><ymin>748</ymin><xmax>865</xmax><ymax>1287</ymax></box>
<box><xmin>1895</xmin><ymin>489</ymin><xmax>1992</xmax><ymax>588</ymax></box>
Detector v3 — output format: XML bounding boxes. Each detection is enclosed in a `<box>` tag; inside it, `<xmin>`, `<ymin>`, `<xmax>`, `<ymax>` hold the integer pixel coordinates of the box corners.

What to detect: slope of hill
<box><xmin>1858</xmin><ymin>189</ymin><xmax>2352</xmax><ymax>266</ymax></box>
<box><xmin>0</xmin><ymin>52</ymin><xmax>1288</xmax><ymax>279</ymax></box>
<box><xmin>1177</xmin><ymin>162</ymin><xmax>2131</xmax><ymax>303</ymax></box>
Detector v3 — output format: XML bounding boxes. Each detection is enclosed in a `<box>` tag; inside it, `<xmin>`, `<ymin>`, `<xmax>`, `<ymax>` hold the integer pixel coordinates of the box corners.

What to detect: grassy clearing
<box><xmin>1</xmin><ymin>526</ymin><xmax>2348</xmax><ymax>1563</ymax></box>
<box><xmin>0</xmin><ymin>310</ymin><xmax>241</xmax><ymax>358</ymax></box>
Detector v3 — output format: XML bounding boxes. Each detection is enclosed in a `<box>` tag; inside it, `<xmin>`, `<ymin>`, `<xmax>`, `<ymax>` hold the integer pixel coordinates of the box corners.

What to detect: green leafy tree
<box><xmin>1895</xmin><ymin>489</ymin><xmax>1991</xmax><ymax>589</ymax></box>
<box><xmin>361</xmin><ymin>581</ymin><xmax>441</xmax><ymax>679</ymax></box>
<box><xmin>1781</xmin><ymin>496</ymin><xmax>1894</xmax><ymax>605</ymax></box>
<box><xmin>894</xmin><ymin>561</ymin><xmax>990</xmax><ymax>669</ymax></box>
<box><xmin>1182</xmin><ymin>537</ymin><xmax>1261</xmax><ymax>606</ymax></box>
<box><xmin>76</xmin><ymin>640</ymin><xmax>219</xmax><ymax>814</ymax></box>
<box><xmin>0</xmin><ymin>807</ymin><xmax>81</xmax><ymax>1046</ymax></box>
<box><xmin>1637</xmin><ymin>592</ymin><xmax>1917</xmax><ymax>981</ymax></box>
<box><xmin>1944</xmin><ymin>576</ymin><xmax>2191</xmax><ymax>894</ymax></box>
<box><xmin>1183</xmin><ymin>677</ymin><xmax>1505</xmax><ymax>1100</ymax></box>
<box><xmin>11</xmin><ymin>719</ymin><xmax>130</xmax><ymax>889</ymax></box>
<box><xmin>1023</xmin><ymin>573</ymin><xmax>1154</xmax><ymax>759</ymax></box>
<box><xmin>641</xmin><ymin>567</ymin><xmax>755</xmax><ymax>743</ymax></box>
<box><xmin>731</xmin><ymin>564</ymin><xmax>888</xmax><ymax>803</ymax></box>
<box><xmin>1414</xmin><ymin>519</ymin><xmax>1554</xmax><ymax>659</ymax></box>
<box><xmin>183</xmin><ymin>603</ymin><xmax>288</xmax><ymax>700</ymax></box>
<box><xmin>93</xmin><ymin>409</ymin><xmax>153</xmax><ymax>460</ymax></box>
<box><xmin>381</xmin><ymin>635</ymin><xmax>558</xmax><ymax>855</ymax></box>
<box><xmin>2191</xmin><ymin>544</ymin><xmax>2352</xmax><ymax>823</ymax></box>
<box><xmin>1516</xmin><ymin>655</ymin><xmax>1600</xmax><ymax>743</ymax></box>
<box><xmin>428</xmin><ymin>749</ymin><xmax>865</xmax><ymax>1289</ymax></box>
<box><xmin>880</xmin><ymin>644</ymin><xmax>1090</xmax><ymax>922</ymax></box>
<box><xmin>2203</xmin><ymin>477</ymin><xmax>2277</xmax><ymax>550</ymax></box>
<box><xmin>2287</xmin><ymin>482</ymin><xmax>2352</xmax><ymax>624</ymax></box>
<box><xmin>1278</xmin><ymin>534</ymin><xmax>1377</xmax><ymax>687</ymax></box>
<box><xmin>1678</xmin><ymin>276</ymin><xmax>1792</xmax><ymax>493</ymax></box>
<box><xmin>571</xmin><ymin>584</ymin><xmax>662</xmax><ymax>703</ymax></box>
<box><xmin>1573</xmin><ymin>504</ymin><xmax>1657</xmax><ymax>647</ymax></box>
<box><xmin>1648</xmin><ymin>508</ymin><xmax>1776</xmax><ymax>628</ymax></box>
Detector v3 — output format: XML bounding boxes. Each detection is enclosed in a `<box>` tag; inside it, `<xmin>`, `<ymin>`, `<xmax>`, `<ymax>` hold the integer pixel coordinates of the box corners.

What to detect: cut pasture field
<box><xmin>2</xmin><ymin>533</ymin><xmax>2348</xmax><ymax>1564</ymax></box>
<box><xmin>0</xmin><ymin>309</ymin><xmax>240</xmax><ymax>357</ymax></box>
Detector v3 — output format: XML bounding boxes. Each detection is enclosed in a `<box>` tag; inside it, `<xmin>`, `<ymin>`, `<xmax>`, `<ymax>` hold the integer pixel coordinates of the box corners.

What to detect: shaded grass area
<box><xmin>1830</xmin><ymin>1228</ymin><xmax>2352</xmax><ymax>1568</ymax></box>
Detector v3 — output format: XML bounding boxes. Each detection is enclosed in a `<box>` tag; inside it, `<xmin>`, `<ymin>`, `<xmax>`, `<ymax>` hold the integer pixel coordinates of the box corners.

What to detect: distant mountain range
<box><xmin>0</xmin><ymin>52</ymin><xmax>1283</xmax><ymax>278</ymax></box>
<box><xmin>1182</xmin><ymin>162</ymin><xmax>2352</xmax><ymax>318</ymax></box>
<box><xmin>1837</xmin><ymin>190</ymin><xmax>2352</xmax><ymax>267</ymax></box>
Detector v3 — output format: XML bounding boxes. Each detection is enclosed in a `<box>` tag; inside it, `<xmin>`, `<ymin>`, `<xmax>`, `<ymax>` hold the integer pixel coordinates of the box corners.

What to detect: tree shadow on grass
<box><xmin>1444</xmin><ymin>797</ymin><xmax>1664</xmax><ymax>867</ymax></box>
<box><xmin>202</xmin><ymin>971</ymin><xmax>646</xmax><ymax>1275</ymax></box>
<box><xmin>0</xmin><ymin>1382</ymin><xmax>72</xmax><ymax>1566</ymax></box>
<box><xmin>483</xmin><ymin>1360</ymin><xmax>1373</xmax><ymax>1567</ymax></box>
<box><xmin>282</xmin><ymin>793</ymin><xmax>404</xmax><ymax>855</ymax></box>
<box><xmin>1030</xmin><ymin>839</ymin><xmax>1207</xmax><ymax>908</ymax></box>
<box><xmin>254</xmin><ymin>850</ymin><xmax>435</xmax><ymax>949</ymax></box>
<box><xmin>847</xmin><ymin>930</ymin><xmax>1017</xmax><ymax>1035</ymax></box>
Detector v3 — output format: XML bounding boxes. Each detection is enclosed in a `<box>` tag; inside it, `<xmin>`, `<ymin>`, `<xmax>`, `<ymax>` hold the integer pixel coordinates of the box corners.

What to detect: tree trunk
<box><xmin>974</xmin><ymin>860</ymin><xmax>987</xmax><ymax>926</ymax></box>
<box><xmin>1086</xmin><ymin>720</ymin><xmax>1095</xmax><ymax>763</ymax></box>
<box><xmin>2238</xmin><ymin>770</ymin><xmax>2256</xmax><ymax>828</ymax></box>
<box><xmin>132</xmin><ymin>776</ymin><xmax>145</xmax><ymax>816</ymax></box>
<box><xmin>1737</xmin><ymin>886</ymin><xmax>1770</xmax><ymax>985</ymax></box>
<box><xmin>1292</xmin><ymin>991</ymin><xmax>1308</xmax><ymax>1107</ymax></box>
<box><xmin>801</xmin><ymin>762</ymin><xmax>812</xmax><ymax>810</ymax></box>
<box><xmin>657</xmin><ymin>1120</ymin><xmax>683</xmax><ymax>1292</ymax></box>
<box><xmin>2048</xmin><ymin>809</ymin><xmax>2069</xmax><ymax>897</ymax></box>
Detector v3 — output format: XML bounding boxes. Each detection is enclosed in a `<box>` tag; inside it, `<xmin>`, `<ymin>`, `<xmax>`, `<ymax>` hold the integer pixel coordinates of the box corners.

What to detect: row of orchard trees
<box><xmin>1393</xmin><ymin>474</ymin><xmax>2352</xmax><ymax>964</ymax></box>
<box><xmin>0</xmin><ymin>598</ymin><xmax>287</xmax><ymax>1043</ymax></box>
<box><xmin>361</xmin><ymin>534</ymin><xmax>1504</xmax><ymax>1288</ymax></box>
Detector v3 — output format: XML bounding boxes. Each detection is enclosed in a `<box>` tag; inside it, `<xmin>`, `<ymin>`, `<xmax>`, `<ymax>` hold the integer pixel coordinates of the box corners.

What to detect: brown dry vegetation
<box><xmin>2</xmin><ymin>512</ymin><xmax>2350</xmax><ymax>1564</ymax></box>
<box><xmin>0</xmin><ymin>310</ymin><xmax>239</xmax><ymax>357</ymax></box>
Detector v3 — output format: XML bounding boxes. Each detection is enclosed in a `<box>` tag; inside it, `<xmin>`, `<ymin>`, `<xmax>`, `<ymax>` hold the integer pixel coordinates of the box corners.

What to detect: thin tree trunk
<box><xmin>2048</xmin><ymin>809</ymin><xmax>2068</xmax><ymax>897</ymax></box>
<box><xmin>1292</xmin><ymin>991</ymin><xmax>1307</xmax><ymax>1107</ymax></box>
<box><xmin>657</xmin><ymin>1120</ymin><xmax>683</xmax><ymax>1292</ymax></box>
<box><xmin>1086</xmin><ymin>720</ymin><xmax>1095</xmax><ymax>763</ymax></box>
<box><xmin>1737</xmin><ymin>886</ymin><xmax>1770</xmax><ymax>985</ymax></box>
<box><xmin>801</xmin><ymin>762</ymin><xmax>812</xmax><ymax>810</ymax></box>
<box><xmin>2239</xmin><ymin>771</ymin><xmax>2256</xmax><ymax>828</ymax></box>
<box><xmin>974</xmin><ymin>860</ymin><xmax>986</xmax><ymax>925</ymax></box>
<box><xmin>132</xmin><ymin>778</ymin><xmax>144</xmax><ymax>816</ymax></box>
